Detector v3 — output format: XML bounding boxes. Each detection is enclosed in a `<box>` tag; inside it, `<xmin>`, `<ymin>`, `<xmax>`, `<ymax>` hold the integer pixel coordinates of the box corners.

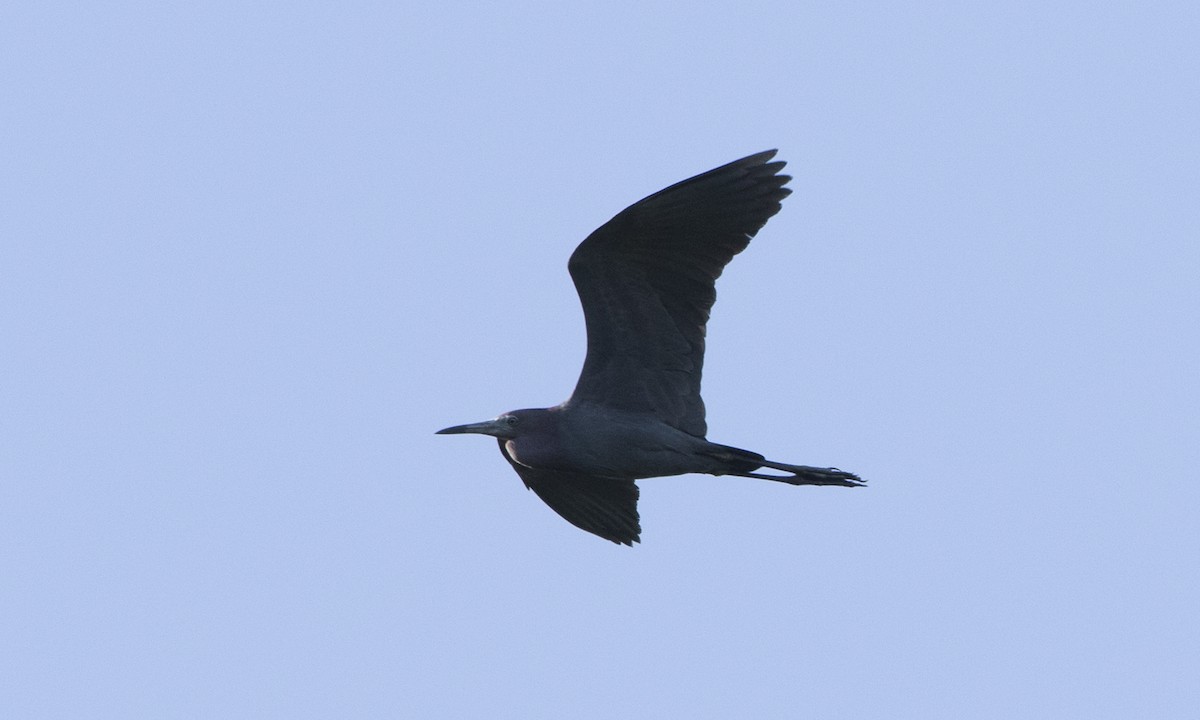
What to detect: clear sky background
<box><xmin>3</xmin><ymin>2</ymin><xmax>1198</xmax><ymax>718</ymax></box>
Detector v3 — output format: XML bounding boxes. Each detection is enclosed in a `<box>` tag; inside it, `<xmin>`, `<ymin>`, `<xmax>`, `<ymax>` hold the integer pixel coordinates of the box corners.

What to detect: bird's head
<box><xmin>436</xmin><ymin>408</ymin><xmax>548</xmax><ymax>440</ymax></box>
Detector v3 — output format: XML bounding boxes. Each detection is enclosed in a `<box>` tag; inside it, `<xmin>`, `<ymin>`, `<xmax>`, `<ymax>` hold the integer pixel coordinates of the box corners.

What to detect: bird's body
<box><xmin>505</xmin><ymin>404</ymin><xmax>726</xmax><ymax>480</ymax></box>
<box><xmin>438</xmin><ymin>151</ymin><xmax>862</xmax><ymax>545</ymax></box>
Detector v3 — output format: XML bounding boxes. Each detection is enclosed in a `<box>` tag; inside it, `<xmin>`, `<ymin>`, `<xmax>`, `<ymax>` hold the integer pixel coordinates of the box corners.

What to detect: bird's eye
<box><xmin>504</xmin><ymin>415</ymin><xmax>518</xmax><ymax>426</ymax></box>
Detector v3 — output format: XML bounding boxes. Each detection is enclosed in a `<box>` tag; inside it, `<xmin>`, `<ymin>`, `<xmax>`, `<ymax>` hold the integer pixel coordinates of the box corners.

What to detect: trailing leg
<box><xmin>739</xmin><ymin>459</ymin><xmax>864</xmax><ymax>487</ymax></box>
<box><xmin>703</xmin><ymin>443</ymin><xmax>864</xmax><ymax>487</ymax></box>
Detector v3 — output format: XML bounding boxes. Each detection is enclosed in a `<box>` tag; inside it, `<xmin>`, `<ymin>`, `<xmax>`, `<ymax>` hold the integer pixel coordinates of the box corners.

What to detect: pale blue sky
<box><xmin>3</xmin><ymin>2</ymin><xmax>1198</xmax><ymax>718</ymax></box>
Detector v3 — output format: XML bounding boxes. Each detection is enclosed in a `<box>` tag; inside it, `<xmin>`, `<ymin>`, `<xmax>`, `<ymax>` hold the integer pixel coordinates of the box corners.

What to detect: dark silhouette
<box><xmin>438</xmin><ymin>151</ymin><xmax>862</xmax><ymax>544</ymax></box>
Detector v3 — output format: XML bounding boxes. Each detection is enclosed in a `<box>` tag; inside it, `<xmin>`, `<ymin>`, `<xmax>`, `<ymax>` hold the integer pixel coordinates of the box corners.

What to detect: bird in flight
<box><xmin>438</xmin><ymin>150</ymin><xmax>862</xmax><ymax>545</ymax></box>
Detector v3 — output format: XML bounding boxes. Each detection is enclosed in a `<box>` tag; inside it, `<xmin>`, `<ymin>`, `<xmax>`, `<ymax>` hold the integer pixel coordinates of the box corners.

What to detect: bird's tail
<box><xmin>705</xmin><ymin>443</ymin><xmax>865</xmax><ymax>487</ymax></box>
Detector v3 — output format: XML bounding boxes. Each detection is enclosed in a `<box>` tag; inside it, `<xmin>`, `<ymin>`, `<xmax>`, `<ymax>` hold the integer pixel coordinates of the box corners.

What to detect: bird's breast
<box><xmin>505</xmin><ymin>437</ymin><xmax>560</xmax><ymax>471</ymax></box>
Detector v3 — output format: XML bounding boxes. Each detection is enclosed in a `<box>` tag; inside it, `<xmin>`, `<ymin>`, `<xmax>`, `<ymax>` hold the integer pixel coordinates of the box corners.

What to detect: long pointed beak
<box><xmin>436</xmin><ymin>418</ymin><xmax>509</xmax><ymax>437</ymax></box>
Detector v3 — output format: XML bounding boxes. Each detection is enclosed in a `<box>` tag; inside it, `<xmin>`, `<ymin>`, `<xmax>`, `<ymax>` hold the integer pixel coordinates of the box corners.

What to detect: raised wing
<box><xmin>566</xmin><ymin>150</ymin><xmax>791</xmax><ymax>437</ymax></box>
<box><xmin>498</xmin><ymin>440</ymin><xmax>641</xmax><ymax>545</ymax></box>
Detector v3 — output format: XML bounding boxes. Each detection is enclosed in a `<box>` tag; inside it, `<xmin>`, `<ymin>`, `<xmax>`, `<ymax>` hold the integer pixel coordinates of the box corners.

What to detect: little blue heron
<box><xmin>438</xmin><ymin>150</ymin><xmax>862</xmax><ymax>545</ymax></box>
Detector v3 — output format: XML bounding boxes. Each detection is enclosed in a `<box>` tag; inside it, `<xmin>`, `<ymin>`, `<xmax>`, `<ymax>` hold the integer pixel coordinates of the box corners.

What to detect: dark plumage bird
<box><xmin>438</xmin><ymin>150</ymin><xmax>862</xmax><ymax>545</ymax></box>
